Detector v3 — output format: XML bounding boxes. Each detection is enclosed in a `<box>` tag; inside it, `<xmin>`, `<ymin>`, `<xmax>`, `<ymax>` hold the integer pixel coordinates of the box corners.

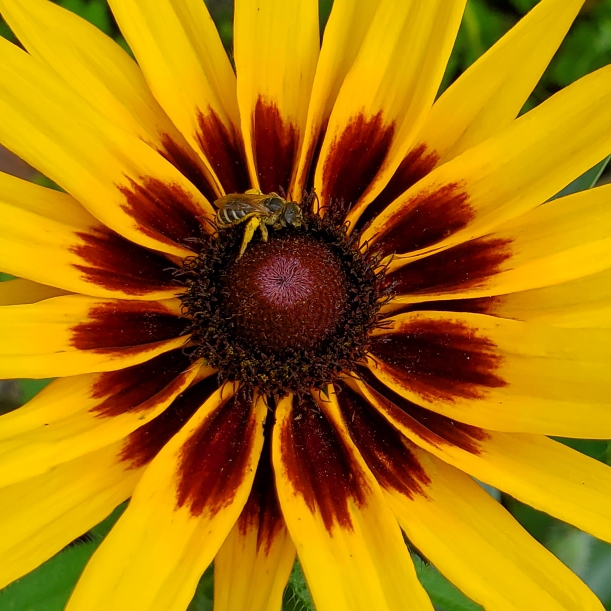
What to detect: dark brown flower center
<box><xmin>220</xmin><ymin>234</ymin><xmax>348</xmax><ymax>352</ymax></box>
<box><xmin>179</xmin><ymin>206</ymin><xmax>391</xmax><ymax>396</ymax></box>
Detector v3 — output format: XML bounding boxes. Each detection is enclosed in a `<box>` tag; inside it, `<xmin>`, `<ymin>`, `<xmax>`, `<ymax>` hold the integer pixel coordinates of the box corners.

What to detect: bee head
<box><xmin>283</xmin><ymin>202</ymin><xmax>303</xmax><ymax>227</ymax></box>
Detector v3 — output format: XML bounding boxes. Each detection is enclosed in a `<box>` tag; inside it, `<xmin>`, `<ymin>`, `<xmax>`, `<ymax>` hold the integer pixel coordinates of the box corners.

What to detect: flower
<box><xmin>0</xmin><ymin>0</ymin><xmax>611</xmax><ymax>609</ymax></box>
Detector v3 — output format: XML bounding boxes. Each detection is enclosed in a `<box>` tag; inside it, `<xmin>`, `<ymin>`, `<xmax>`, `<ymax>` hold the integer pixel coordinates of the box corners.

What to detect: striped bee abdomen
<box><xmin>217</xmin><ymin>207</ymin><xmax>248</xmax><ymax>225</ymax></box>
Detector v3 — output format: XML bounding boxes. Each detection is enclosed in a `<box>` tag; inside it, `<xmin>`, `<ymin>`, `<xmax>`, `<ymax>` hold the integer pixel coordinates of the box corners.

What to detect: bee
<box><xmin>214</xmin><ymin>189</ymin><xmax>304</xmax><ymax>257</ymax></box>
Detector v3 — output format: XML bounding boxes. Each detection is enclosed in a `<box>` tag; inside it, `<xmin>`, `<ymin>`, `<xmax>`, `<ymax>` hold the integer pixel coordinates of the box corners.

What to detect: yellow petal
<box><xmin>481</xmin><ymin>267</ymin><xmax>611</xmax><ymax>327</ymax></box>
<box><xmin>0</xmin><ymin>278</ymin><xmax>68</xmax><ymax>305</ymax></box>
<box><xmin>314</xmin><ymin>0</ymin><xmax>465</xmax><ymax>215</ymax></box>
<box><xmin>367</xmin><ymin>310</ymin><xmax>611</xmax><ymax>437</ymax></box>
<box><xmin>293</xmin><ymin>0</ymin><xmax>381</xmax><ymax>193</ymax></box>
<box><xmin>0</xmin><ymin>295</ymin><xmax>188</xmax><ymax>378</ymax></box>
<box><xmin>0</xmin><ymin>171</ymin><xmax>182</xmax><ymax>300</ymax></box>
<box><xmin>0</xmin><ymin>36</ymin><xmax>213</xmax><ymax>257</ymax></box>
<box><xmin>336</xmin><ymin>382</ymin><xmax>605</xmax><ymax>611</ymax></box>
<box><xmin>214</xmin><ymin>437</ymin><xmax>296</xmax><ymax>611</ymax></box>
<box><xmin>387</xmin><ymin>182</ymin><xmax>611</xmax><ymax>304</ymax></box>
<box><xmin>355</xmin><ymin>0</ymin><xmax>586</xmax><ymax>229</ymax></box>
<box><xmin>235</xmin><ymin>0</ymin><xmax>319</xmax><ymax>193</ymax></box>
<box><xmin>0</xmin><ymin>0</ymin><xmax>217</xmax><ymax>202</ymax></box>
<box><xmin>272</xmin><ymin>390</ymin><xmax>433</xmax><ymax>611</ymax></box>
<box><xmin>0</xmin><ymin>352</ymin><xmax>205</xmax><ymax>487</ymax></box>
<box><xmin>0</xmin><ymin>440</ymin><xmax>139</xmax><ymax>590</ymax></box>
<box><xmin>363</xmin><ymin>64</ymin><xmax>611</xmax><ymax>259</ymax></box>
<box><xmin>66</xmin><ymin>384</ymin><xmax>267</xmax><ymax>611</ymax></box>
<box><xmin>108</xmin><ymin>0</ymin><xmax>249</xmax><ymax>195</ymax></box>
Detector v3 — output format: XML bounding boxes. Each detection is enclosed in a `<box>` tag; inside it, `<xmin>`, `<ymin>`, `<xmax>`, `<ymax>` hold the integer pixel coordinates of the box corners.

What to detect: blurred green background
<box><xmin>0</xmin><ymin>1</ymin><xmax>610</xmax><ymax>610</ymax></box>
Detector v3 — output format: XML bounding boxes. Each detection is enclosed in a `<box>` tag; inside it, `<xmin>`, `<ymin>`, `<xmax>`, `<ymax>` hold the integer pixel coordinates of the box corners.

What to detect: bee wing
<box><xmin>214</xmin><ymin>193</ymin><xmax>273</xmax><ymax>214</ymax></box>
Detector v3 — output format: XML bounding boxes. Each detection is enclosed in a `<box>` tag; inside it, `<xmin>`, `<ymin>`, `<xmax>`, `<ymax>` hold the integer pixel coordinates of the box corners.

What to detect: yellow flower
<box><xmin>0</xmin><ymin>0</ymin><xmax>610</xmax><ymax>610</ymax></box>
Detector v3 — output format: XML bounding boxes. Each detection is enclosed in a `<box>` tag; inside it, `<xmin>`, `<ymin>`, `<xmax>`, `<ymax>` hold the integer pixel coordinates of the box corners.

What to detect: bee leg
<box><xmin>239</xmin><ymin>217</ymin><xmax>260</xmax><ymax>258</ymax></box>
<box><xmin>259</xmin><ymin>223</ymin><xmax>269</xmax><ymax>243</ymax></box>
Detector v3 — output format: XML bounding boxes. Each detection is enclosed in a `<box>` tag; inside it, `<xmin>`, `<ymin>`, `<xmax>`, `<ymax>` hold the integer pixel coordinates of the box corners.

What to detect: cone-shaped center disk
<box><xmin>220</xmin><ymin>234</ymin><xmax>349</xmax><ymax>353</ymax></box>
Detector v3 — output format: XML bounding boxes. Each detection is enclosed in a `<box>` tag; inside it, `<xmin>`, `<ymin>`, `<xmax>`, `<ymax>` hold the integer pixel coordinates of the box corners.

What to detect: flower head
<box><xmin>1</xmin><ymin>0</ymin><xmax>611</xmax><ymax>610</ymax></box>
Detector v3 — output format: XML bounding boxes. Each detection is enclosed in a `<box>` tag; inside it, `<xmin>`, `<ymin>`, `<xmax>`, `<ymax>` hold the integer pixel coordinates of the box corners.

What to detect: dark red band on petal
<box><xmin>385</xmin><ymin>237</ymin><xmax>513</xmax><ymax>296</ymax></box>
<box><xmin>71</xmin><ymin>301</ymin><xmax>187</xmax><ymax>353</ymax></box>
<box><xmin>119</xmin><ymin>177</ymin><xmax>204</xmax><ymax>248</ymax></box>
<box><xmin>378</xmin><ymin>183</ymin><xmax>471</xmax><ymax>257</ymax></box>
<box><xmin>252</xmin><ymin>98</ymin><xmax>299</xmax><ymax>194</ymax></box>
<box><xmin>369</xmin><ymin>318</ymin><xmax>505</xmax><ymax>402</ymax></box>
<box><xmin>177</xmin><ymin>386</ymin><xmax>260</xmax><ymax>517</ymax></box>
<box><xmin>238</xmin><ymin>424</ymin><xmax>285</xmax><ymax>553</ymax></box>
<box><xmin>159</xmin><ymin>135</ymin><xmax>218</xmax><ymax>203</ymax></box>
<box><xmin>120</xmin><ymin>375</ymin><xmax>219</xmax><ymax>469</ymax></box>
<box><xmin>196</xmin><ymin>109</ymin><xmax>251</xmax><ymax>194</ymax></box>
<box><xmin>280</xmin><ymin>394</ymin><xmax>368</xmax><ymax>532</ymax></box>
<box><xmin>71</xmin><ymin>226</ymin><xmax>177</xmax><ymax>296</ymax></box>
<box><xmin>387</xmin><ymin>297</ymin><xmax>502</xmax><ymax>318</ymax></box>
<box><xmin>357</xmin><ymin>367</ymin><xmax>488</xmax><ymax>454</ymax></box>
<box><xmin>321</xmin><ymin>112</ymin><xmax>394</xmax><ymax>215</ymax></box>
<box><xmin>355</xmin><ymin>144</ymin><xmax>439</xmax><ymax>230</ymax></box>
<box><xmin>91</xmin><ymin>350</ymin><xmax>193</xmax><ymax>418</ymax></box>
<box><xmin>337</xmin><ymin>382</ymin><xmax>430</xmax><ymax>497</ymax></box>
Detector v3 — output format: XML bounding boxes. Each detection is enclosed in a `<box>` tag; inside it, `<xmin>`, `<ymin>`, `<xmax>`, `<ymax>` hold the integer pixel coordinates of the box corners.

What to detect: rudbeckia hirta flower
<box><xmin>1</xmin><ymin>0</ymin><xmax>611</xmax><ymax>609</ymax></box>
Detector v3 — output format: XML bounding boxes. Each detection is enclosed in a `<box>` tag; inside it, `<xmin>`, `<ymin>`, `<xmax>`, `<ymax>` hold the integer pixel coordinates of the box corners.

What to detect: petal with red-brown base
<box><xmin>354</xmin><ymin>0</ymin><xmax>585</xmax><ymax>231</ymax></box>
<box><xmin>385</xmin><ymin>182</ymin><xmax>611</xmax><ymax>305</ymax></box>
<box><xmin>315</xmin><ymin>1</ymin><xmax>466</xmax><ymax>218</ymax></box>
<box><xmin>0</xmin><ymin>37</ymin><xmax>213</xmax><ymax>257</ymax></box>
<box><xmin>0</xmin><ymin>172</ymin><xmax>180</xmax><ymax>300</ymax></box>
<box><xmin>234</xmin><ymin>0</ymin><xmax>319</xmax><ymax>193</ymax></box>
<box><xmin>0</xmin><ymin>295</ymin><xmax>189</xmax><ymax>378</ymax></box>
<box><xmin>362</xmin><ymin>65</ymin><xmax>611</xmax><ymax>259</ymax></box>
<box><xmin>67</xmin><ymin>384</ymin><xmax>267</xmax><ymax>611</ymax></box>
<box><xmin>107</xmin><ymin>0</ymin><xmax>247</xmax><ymax>196</ymax></box>
<box><xmin>0</xmin><ymin>351</ymin><xmax>209</xmax><ymax>487</ymax></box>
<box><xmin>215</xmin><ymin>424</ymin><xmax>296</xmax><ymax>611</ymax></box>
<box><xmin>348</xmin><ymin>374</ymin><xmax>611</xmax><ymax>544</ymax></box>
<box><xmin>273</xmin><ymin>390</ymin><xmax>433</xmax><ymax>611</ymax></box>
<box><xmin>367</xmin><ymin>310</ymin><xmax>611</xmax><ymax>437</ymax></box>
<box><xmin>0</xmin><ymin>0</ymin><xmax>218</xmax><ymax>203</ymax></box>
<box><xmin>293</xmin><ymin>0</ymin><xmax>381</xmax><ymax>195</ymax></box>
<box><xmin>336</xmin><ymin>381</ymin><xmax>605</xmax><ymax>610</ymax></box>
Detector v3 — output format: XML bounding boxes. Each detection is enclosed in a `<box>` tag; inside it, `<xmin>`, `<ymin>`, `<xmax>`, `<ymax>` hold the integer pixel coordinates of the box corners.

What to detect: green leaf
<box><xmin>551</xmin><ymin>155</ymin><xmax>611</xmax><ymax>200</ymax></box>
<box><xmin>586</xmin><ymin>537</ymin><xmax>611</xmax><ymax>606</ymax></box>
<box><xmin>507</xmin><ymin>0</ymin><xmax>538</xmax><ymax>12</ymax></box>
<box><xmin>547</xmin><ymin>527</ymin><xmax>595</xmax><ymax>578</ymax></box>
<box><xmin>414</xmin><ymin>558</ymin><xmax>484</xmax><ymax>611</ymax></box>
<box><xmin>0</xmin><ymin>15</ymin><xmax>14</xmax><ymax>41</ymax></box>
<box><xmin>32</xmin><ymin>172</ymin><xmax>64</xmax><ymax>191</ymax></box>
<box><xmin>186</xmin><ymin>566</ymin><xmax>214</xmax><ymax>611</ymax></box>
<box><xmin>0</xmin><ymin>272</ymin><xmax>16</xmax><ymax>282</ymax></box>
<box><xmin>283</xmin><ymin>561</ymin><xmax>314</xmax><ymax>611</ymax></box>
<box><xmin>57</xmin><ymin>0</ymin><xmax>112</xmax><ymax>34</ymax></box>
<box><xmin>554</xmin><ymin>438</ymin><xmax>610</xmax><ymax>463</ymax></box>
<box><xmin>19</xmin><ymin>379</ymin><xmax>53</xmax><ymax>403</ymax></box>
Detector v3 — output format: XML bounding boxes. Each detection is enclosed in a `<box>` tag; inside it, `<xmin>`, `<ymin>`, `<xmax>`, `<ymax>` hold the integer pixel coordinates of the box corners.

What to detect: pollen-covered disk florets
<box><xmin>178</xmin><ymin>200</ymin><xmax>393</xmax><ymax>396</ymax></box>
